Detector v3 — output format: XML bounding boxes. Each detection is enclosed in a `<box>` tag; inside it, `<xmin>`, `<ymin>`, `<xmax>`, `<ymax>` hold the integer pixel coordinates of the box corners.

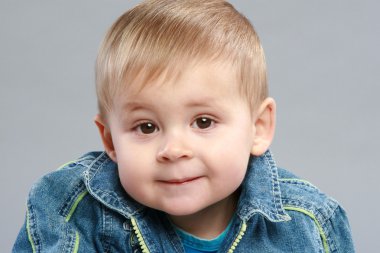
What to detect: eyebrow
<box><xmin>120</xmin><ymin>96</ymin><xmax>223</xmax><ymax>116</ymax></box>
<box><xmin>122</xmin><ymin>101</ymin><xmax>153</xmax><ymax>112</ymax></box>
<box><xmin>184</xmin><ymin>97</ymin><xmax>219</xmax><ymax>108</ymax></box>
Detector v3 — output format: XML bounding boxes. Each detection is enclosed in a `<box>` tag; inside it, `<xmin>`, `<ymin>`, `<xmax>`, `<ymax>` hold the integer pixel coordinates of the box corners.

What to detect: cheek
<box><xmin>115</xmin><ymin>148</ymin><xmax>154</xmax><ymax>199</ymax></box>
<box><xmin>209</xmin><ymin>144</ymin><xmax>250</xmax><ymax>187</ymax></box>
<box><xmin>118</xmin><ymin>162</ymin><xmax>140</xmax><ymax>193</ymax></box>
<box><xmin>207</xmin><ymin>132</ymin><xmax>252</xmax><ymax>188</ymax></box>
<box><xmin>117</xmin><ymin>162</ymin><xmax>154</xmax><ymax>206</ymax></box>
<box><xmin>218</xmin><ymin>155</ymin><xmax>249</xmax><ymax>181</ymax></box>
<box><xmin>113</xmin><ymin>137</ymin><xmax>157</xmax><ymax>178</ymax></box>
<box><xmin>208</xmin><ymin>129</ymin><xmax>253</xmax><ymax>163</ymax></box>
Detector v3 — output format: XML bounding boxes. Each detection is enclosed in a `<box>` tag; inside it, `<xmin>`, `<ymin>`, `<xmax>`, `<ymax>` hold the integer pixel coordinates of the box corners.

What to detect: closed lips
<box><xmin>159</xmin><ymin>177</ymin><xmax>202</xmax><ymax>185</ymax></box>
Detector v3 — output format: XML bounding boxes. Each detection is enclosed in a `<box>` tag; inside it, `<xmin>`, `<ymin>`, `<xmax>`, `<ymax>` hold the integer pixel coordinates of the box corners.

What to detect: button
<box><xmin>123</xmin><ymin>221</ymin><xmax>131</xmax><ymax>230</ymax></box>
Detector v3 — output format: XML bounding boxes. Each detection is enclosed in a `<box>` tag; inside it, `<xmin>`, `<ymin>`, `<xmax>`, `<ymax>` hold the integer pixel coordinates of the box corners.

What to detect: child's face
<box><xmin>104</xmin><ymin>61</ymin><xmax>256</xmax><ymax>217</ymax></box>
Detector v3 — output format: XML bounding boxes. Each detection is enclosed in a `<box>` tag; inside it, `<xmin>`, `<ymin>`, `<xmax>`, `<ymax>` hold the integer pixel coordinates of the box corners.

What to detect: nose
<box><xmin>156</xmin><ymin>135</ymin><xmax>193</xmax><ymax>162</ymax></box>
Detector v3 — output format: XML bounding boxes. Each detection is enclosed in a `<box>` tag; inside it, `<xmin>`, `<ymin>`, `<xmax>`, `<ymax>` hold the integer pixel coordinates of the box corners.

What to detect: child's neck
<box><xmin>168</xmin><ymin>190</ymin><xmax>239</xmax><ymax>239</ymax></box>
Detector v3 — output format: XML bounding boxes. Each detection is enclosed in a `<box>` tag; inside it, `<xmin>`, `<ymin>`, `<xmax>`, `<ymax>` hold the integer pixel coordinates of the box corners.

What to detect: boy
<box><xmin>13</xmin><ymin>0</ymin><xmax>355</xmax><ymax>252</ymax></box>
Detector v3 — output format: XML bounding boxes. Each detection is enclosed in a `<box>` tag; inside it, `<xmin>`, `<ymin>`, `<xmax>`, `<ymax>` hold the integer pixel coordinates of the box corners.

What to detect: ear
<box><xmin>251</xmin><ymin>98</ymin><xmax>276</xmax><ymax>156</ymax></box>
<box><xmin>94</xmin><ymin>114</ymin><xmax>117</xmax><ymax>162</ymax></box>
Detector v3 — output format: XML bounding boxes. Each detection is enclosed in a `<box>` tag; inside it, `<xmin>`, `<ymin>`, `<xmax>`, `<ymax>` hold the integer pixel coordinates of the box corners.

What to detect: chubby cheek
<box><xmin>216</xmin><ymin>157</ymin><xmax>248</xmax><ymax>190</ymax></box>
<box><xmin>116</xmin><ymin>152</ymin><xmax>155</xmax><ymax>204</ymax></box>
<box><xmin>208</xmin><ymin>141</ymin><xmax>251</xmax><ymax>193</ymax></box>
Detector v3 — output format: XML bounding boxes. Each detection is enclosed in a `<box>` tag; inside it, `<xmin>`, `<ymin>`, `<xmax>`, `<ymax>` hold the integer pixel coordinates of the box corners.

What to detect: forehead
<box><xmin>121</xmin><ymin>59</ymin><xmax>239</xmax><ymax>98</ymax></box>
<box><xmin>114</xmin><ymin>60</ymin><xmax>243</xmax><ymax>109</ymax></box>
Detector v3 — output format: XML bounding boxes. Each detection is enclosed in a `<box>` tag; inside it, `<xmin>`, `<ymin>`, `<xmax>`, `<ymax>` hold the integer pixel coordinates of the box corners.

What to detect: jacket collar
<box><xmin>82</xmin><ymin>152</ymin><xmax>145</xmax><ymax>218</ymax></box>
<box><xmin>82</xmin><ymin>150</ymin><xmax>290</xmax><ymax>222</ymax></box>
<box><xmin>236</xmin><ymin>150</ymin><xmax>290</xmax><ymax>222</ymax></box>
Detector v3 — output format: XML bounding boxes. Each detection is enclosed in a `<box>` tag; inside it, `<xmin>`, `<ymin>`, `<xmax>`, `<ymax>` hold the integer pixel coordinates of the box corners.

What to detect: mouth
<box><xmin>158</xmin><ymin>176</ymin><xmax>202</xmax><ymax>185</ymax></box>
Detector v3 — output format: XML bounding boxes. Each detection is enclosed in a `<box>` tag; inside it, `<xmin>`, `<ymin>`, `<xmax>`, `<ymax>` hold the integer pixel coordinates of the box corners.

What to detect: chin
<box><xmin>158</xmin><ymin>203</ymin><xmax>203</xmax><ymax>217</ymax></box>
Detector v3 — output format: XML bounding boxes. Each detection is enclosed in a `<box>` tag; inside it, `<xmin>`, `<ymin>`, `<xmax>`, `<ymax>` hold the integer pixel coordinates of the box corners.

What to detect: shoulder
<box><xmin>26</xmin><ymin>152</ymin><xmax>104</xmax><ymax>219</ymax></box>
<box><xmin>23</xmin><ymin>152</ymin><xmax>104</xmax><ymax>250</ymax></box>
<box><xmin>15</xmin><ymin>152</ymin><xmax>113</xmax><ymax>252</ymax></box>
<box><xmin>27</xmin><ymin>152</ymin><xmax>102</xmax><ymax>206</ymax></box>
<box><xmin>277</xmin><ymin>168</ymin><xmax>355</xmax><ymax>252</ymax></box>
<box><xmin>277</xmin><ymin>168</ymin><xmax>338</xmax><ymax>222</ymax></box>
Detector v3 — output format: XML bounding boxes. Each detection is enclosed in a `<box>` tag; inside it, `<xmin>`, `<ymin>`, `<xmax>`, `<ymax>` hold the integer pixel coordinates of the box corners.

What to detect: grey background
<box><xmin>1</xmin><ymin>1</ymin><xmax>378</xmax><ymax>252</ymax></box>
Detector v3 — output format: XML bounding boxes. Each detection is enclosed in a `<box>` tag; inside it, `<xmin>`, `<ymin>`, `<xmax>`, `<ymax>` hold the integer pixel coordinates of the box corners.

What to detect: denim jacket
<box><xmin>13</xmin><ymin>150</ymin><xmax>355</xmax><ymax>253</ymax></box>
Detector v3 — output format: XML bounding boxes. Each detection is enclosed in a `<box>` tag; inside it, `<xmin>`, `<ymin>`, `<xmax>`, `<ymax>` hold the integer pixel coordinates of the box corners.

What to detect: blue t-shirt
<box><xmin>174</xmin><ymin>220</ymin><xmax>233</xmax><ymax>253</ymax></box>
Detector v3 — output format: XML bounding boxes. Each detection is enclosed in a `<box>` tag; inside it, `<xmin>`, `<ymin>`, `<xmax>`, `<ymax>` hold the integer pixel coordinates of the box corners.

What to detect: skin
<box><xmin>95</xmin><ymin>61</ymin><xmax>276</xmax><ymax>239</ymax></box>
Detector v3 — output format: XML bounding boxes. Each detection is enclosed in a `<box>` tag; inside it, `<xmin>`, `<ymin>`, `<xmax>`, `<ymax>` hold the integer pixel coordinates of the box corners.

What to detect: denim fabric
<box><xmin>13</xmin><ymin>150</ymin><xmax>355</xmax><ymax>252</ymax></box>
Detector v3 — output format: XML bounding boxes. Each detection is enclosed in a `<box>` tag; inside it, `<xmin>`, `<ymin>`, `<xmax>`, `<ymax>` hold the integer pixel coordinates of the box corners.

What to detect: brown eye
<box><xmin>193</xmin><ymin>117</ymin><xmax>214</xmax><ymax>129</ymax></box>
<box><xmin>138</xmin><ymin>122</ymin><xmax>157</xmax><ymax>134</ymax></box>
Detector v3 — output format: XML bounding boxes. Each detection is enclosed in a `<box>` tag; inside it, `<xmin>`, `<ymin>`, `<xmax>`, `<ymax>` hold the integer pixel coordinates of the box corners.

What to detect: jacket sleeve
<box><xmin>13</xmin><ymin>189</ymin><xmax>51</xmax><ymax>253</ymax></box>
<box><xmin>324</xmin><ymin>205</ymin><xmax>355</xmax><ymax>253</ymax></box>
<box><xmin>13</xmin><ymin>216</ymin><xmax>34</xmax><ymax>253</ymax></box>
<box><xmin>12</xmin><ymin>169</ymin><xmax>85</xmax><ymax>253</ymax></box>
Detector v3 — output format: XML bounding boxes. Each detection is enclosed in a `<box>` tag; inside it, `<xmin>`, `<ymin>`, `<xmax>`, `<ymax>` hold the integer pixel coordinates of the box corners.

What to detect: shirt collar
<box><xmin>82</xmin><ymin>150</ymin><xmax>290</xmax><ymax>222</ymax></box>
<box><xmin>236</xmin><ymin>150</ymin><xmax>290</xmax><ymax>222</ymax></box>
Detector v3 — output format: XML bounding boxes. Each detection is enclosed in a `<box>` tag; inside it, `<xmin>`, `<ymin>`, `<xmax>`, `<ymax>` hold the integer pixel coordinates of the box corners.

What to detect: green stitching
<box><xmin>26</xmin><ymin>207</ymin><xmax>37</xmax><ymax>253</ymax></box>
<box><xmin>56</xmin><ymin>160</ymin><xmax>76</xmax><ymax>170</ymax></box>
<box><xmin>284</xmin><ymin>206</ymin><xmax>329</xmax><ymax>253</ymax></box>
<box><xmin>65</xmin><ymin>191</ymin><xmax>88</xmax><ymax>222</ymax></box>
<box><xmin>73</xmin><ymin>231</ymin><xmax>80</xmax><ymax>253</ymax></box>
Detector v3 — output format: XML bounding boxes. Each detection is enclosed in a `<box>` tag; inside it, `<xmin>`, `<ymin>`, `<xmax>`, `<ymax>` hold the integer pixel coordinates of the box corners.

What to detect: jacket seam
<box><xmin>56</xmin><ymin>160</ymin><xmax>77</xmax><ymax>171</ymax></box>
<box><xmin>264</xmin><ymin>152</ymin><xmax>284</xmax><ymax>216</ymax></box>
<box><xmin>56</xmin><ymin>155</ymin><xmax>92</xmax><ymax>171</ymax></box>
<box><xmin>83</xmin><ymin>152</ymin><xmax>145</xmax><ymax>218</ymax></box>
<box><xmin>320</xmin><ymin>205</ymin><xmax>341</xmax><ymax>252</ymax></box>
<box><xmin>59</xmin><ymin>180</ymin><xmax>88</xmax><ymax>219</ymax></box>
<box><xmin>284</xmin><ymin>206</ymin><xmax>329</xmax><ymax>253</ymax></box>
<box><xmin>101</xmin><ymin>205</ymin><xmax>113</xmax><ymax>253</ymax></box>
<box><xmin>65</xmin><ymin>190</ymin><xmax>88</xmax><ymax>222</ymax></box>
<box><xmin>83</xmin><ymin>152</ymin><xmax>109</xmax><ymax>181</ymax></box>
<box><xmin>262</xmin><ymin>151</ymin><xmax>291</xmax><ymax>221</ymax></box>
<box><xmin>278</xmin><ymin>178</ymin><xmax>317</xmax><ymax>189</ymax></box>
<box><xmin>26</xmin><ymin>201</ymin><xmax>43</xmax><ymax>253</ymax></box>
<box><xmin>73</xmin><ymin>231</ymin><xmax>80</xmax><ymax>253</ymax></box>
<box><xmin>26</xmin><ymin>205</ymin><xmax>37</xmax><ymax>253</ymax></box>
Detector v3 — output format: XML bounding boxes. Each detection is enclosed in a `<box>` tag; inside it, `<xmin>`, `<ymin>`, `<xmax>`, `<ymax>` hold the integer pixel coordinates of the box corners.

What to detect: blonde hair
<box><xmin>95</xmin><ymin>0</ymin><xmax>268</xmax><ymax>117</ymax></box>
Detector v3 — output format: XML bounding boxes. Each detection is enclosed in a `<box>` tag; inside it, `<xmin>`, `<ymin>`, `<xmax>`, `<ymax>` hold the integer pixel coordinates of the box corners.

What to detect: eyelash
<box><xmin>191</xmin><ymin>116</ymin><xmax>216</xmax><ymax>130</ymax></box>
<box><xmin>133</xmin><ymin>121</ymin><xmax>159</xmax><ymax>135</ymax></box>
<box><xmin>132</xmin><ymin>116</ymin><xmax>217</xmax><ymax>135</ymax></box>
